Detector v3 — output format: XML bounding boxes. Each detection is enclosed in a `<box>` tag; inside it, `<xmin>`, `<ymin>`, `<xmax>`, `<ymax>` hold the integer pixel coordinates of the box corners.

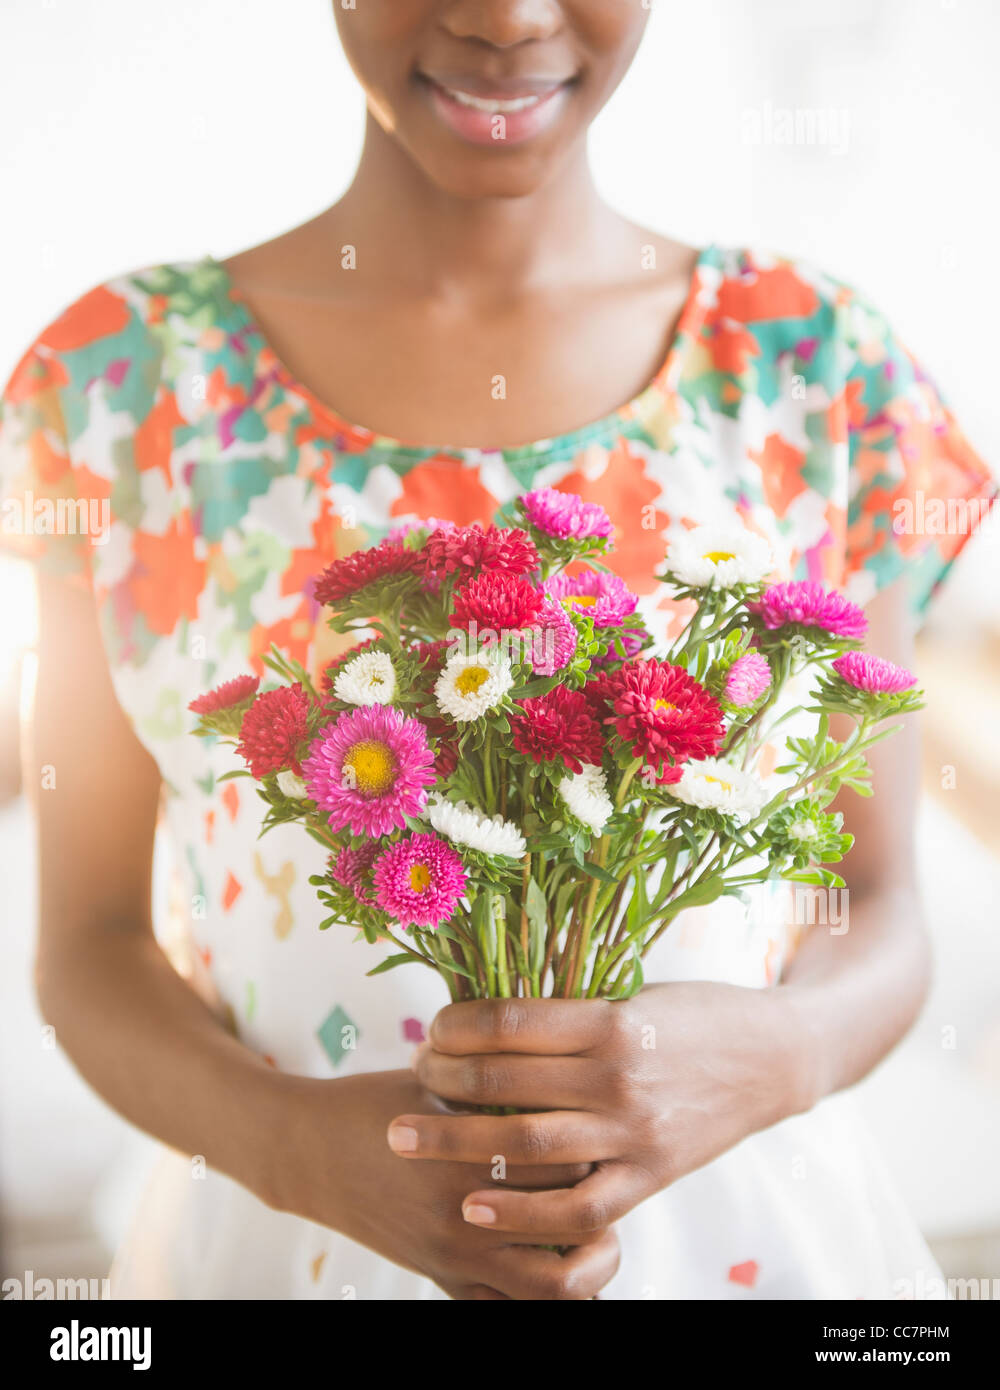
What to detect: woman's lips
<box><xmin>420</xmin><ymin>76</ymin><xmax>572</xmax><ymax>147</ymax></box>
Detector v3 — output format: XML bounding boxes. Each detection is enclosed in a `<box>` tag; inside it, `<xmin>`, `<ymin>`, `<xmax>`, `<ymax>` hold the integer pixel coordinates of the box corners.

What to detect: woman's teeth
<box><xmin>444</xmin><ymin>89</ymin><xmax>547</xmax><ymax>114</ymax></box>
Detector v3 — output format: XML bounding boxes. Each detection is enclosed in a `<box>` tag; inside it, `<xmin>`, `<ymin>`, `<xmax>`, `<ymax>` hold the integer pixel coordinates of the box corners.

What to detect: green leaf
<box><xmin>367</xmin><ymin>953</ymin><xmax>416</xmax><ymax>976</ymax></box>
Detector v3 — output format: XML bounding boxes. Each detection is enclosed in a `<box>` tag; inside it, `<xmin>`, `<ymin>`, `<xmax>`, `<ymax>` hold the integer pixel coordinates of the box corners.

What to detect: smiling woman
<box><xmin>0</xmin><ymin>0</ymin><xmax>995</xmax><ymax>1305</ymax></box>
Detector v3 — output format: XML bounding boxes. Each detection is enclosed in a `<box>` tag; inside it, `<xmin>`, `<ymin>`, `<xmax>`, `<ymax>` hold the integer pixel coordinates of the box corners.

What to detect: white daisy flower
<box><xmin>558</xmin><ymin>764</ymin><xmax>614</xmax><ymax>834</ymax></box>
<box><xmin>665</xmin><ymin>526</ymin><xmax>772</xmax><ymax>590</ymax></box>
<box><xmin>428</xmin><ymin>797</ymin><xmax>526</xmax><ymax>858</ymax></box>
<box><xmin>333</xmin><ymin>650</ymin><xmax>396</xmax><ymax>706</ymax></box>
<box><xmin>434</xmin><ymin>650</ymin><xmax>514</xmax><ymax>723</ymax></box>
<box><xmin>666</xmin><ymin>757</ymin><xmax>767</xmax><ymax>820</ymax></box>
<box><xmin>276</xmin><ymin>770</ymin><xmax>309</xmax><ymax>799</ymax></box>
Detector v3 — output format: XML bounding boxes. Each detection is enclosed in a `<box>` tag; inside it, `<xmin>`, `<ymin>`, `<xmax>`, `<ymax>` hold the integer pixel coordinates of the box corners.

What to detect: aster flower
<box><xmin>522</xmin><ymin>598</ymin><xmax>578</xmax><ymax>676</ymax></box>
<box><xmin>189</xmin><ymin>674</ymin><xmax>260</xmax><ymax>716</ymax></box>
<box><xmin>604</xmin><ymin>660</ymin><xmax>725</xmax><ymax>782</ymax></box>
<box><xmin>313</xmin><ymin>540</ymin><xmax>422</xmax><ymax>606</ymax></box>
<box><xmin>332</xmin><ymin>650</ymin><xmax>397</xmax><ymax>707</ymax></box>
<box><xmin>435</xmin><ymin>650</ymin><xmax>515</xmax><ymax>723</ymax></box>
<box><xmin>451</xmin><ymin>572</ymin><xmax>543</xmax><ymax>632</ymax></box>
<box><xmin>321</xmin><ymin>639</ymin><xmax>381</xmax><ymax>699</ymax></box>
<box><xmin>832</xmin><ymin>652</ymin><xmax>917</xmax><ymax>694</ymax></box>
<box><xmin>664</xmin><ymin>525</ymin><xmax>772</xmax><ymax>590</ymax></box>
<box><xmin>545</xmin><ymin>569</ymin><xmax>639</xmax><ymax>627</ymax></box>
<box><xmin>428</xmin><ymin>797</ymin><xmax>526</xmax><ymax>858</ymax></box>
<box><xmin>766</xmin><ymin>801</ymin><xmax>852</xmax><ymax>870</ymax></box>
<box><xmin>422</xmin><ymin>524</ymin><xmax>539</xmax><ymax>581</ymax></box>
<box><xmin>558</xmin><ymin>764</ymin><xmax>614</xmax><ymax>833</ymax></box>
<box><xmin>276</xmin><ymin>770</ymin><xmax>309</xmax><ymax>799</ymax></box>
<box><xmin>666</xmin><ymin>757</ymin><xmax>768</xmax><ymax>820</ymax></box>
<box><xmin>724</xmin><ymin>652</ymin><xmax>772</xmax><ymax>707</ymax></box>
<box><xmin>236</xmin><ymin>684</ymin><xmax>312</xmax><ymax>778</ymax></box>
<box><xmin>512</xmin><ymin>687</ymin><xmax>605</xmax><ymax>775</ymax></box>
<box><xmin>748</xmin><ymin>581</ymin><xmax>867</xmax><ymax>641</ymax></box>
<box><xmin>518</xmin><ymin>488</ymin><xmax>614</xmax><ymax>542</ymax></box>
<box><xmin>332</xmin><ymin>843</ymin><xmax>381</xmax><ymax>906</ymax></box>
<box><xmin>302</xmin><ymin>705</ymin><xmax>436</xmax><ymax>837</ymax></box>
<box><xmin>372</xmin><ymin>833</ymin><xmax>467</xmax><ymax>929</ymax></box>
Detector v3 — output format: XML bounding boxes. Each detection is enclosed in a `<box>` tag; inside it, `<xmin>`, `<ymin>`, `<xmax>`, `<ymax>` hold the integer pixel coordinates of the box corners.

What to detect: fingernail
<box><xmin>463</xmin><ymin>1203</ymin><xmax>496</xmax><ymax>1226</ymax></box>
<box><xmin>387</xmin><ymin>1125</ymin><xmax>419</xmax><ymax>1154</ymax></box>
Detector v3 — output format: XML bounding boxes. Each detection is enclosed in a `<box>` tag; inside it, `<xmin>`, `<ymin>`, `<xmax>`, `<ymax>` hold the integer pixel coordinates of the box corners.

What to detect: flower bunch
<box><xmin>190</xmin><ymin>491</ymin><xmax>922</xmax><ymax>1001</ymax></box>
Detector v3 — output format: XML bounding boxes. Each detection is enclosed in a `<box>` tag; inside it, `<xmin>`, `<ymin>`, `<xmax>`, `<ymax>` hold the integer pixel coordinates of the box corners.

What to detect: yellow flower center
<box><xmin>409</xmin><ymin>863</ymin><xmax>432</xmax><ymax>892</ymax></box>
<box><xmin>703</xmin><ymin>550</ymin><xmax>736</xmax><ymax>564</ymax></box>
<box><xmin>456</xmin><ymin>666</ymin><xmax>491</xmax><ymax>696</ymax></box>
<box><xmin>563</xmin><ymin>594</ymin><xmax>597</xmax><ymax>609</ymax></box>
<box><xmin>653</xmin><ymin>699</ymin><xmax>677</xmax><ymax>713</ymax></box>
<box><xmin>344</xmin><ymin>739</ymin><xmax>397</xmax><ymax>796</ymax></box>
<box><xmin>702</xmin><ymin>775</ymin><xmax>734</xmax><ymax>792</ymax></box>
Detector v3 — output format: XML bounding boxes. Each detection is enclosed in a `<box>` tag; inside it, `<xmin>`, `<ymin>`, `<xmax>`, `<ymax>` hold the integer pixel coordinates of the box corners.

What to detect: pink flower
<box><xmin>373</xmin><ymin>833</ymin><xmax>467</xmax><ymax>929</ymax></box>
<box><xmin>519</xmin><ymin>488</ymin><xmax>614</xmax><ymax>541</ymax></box>
<box><xmin>332</xmin><ymin>844</ymin><xmax>380</xmax><ymax>906</ymax></box>
<box><xmin>188</xmin><ymin>674</ymin><xmax>259</xmax><ymax>715</ymax></box>
<box><xmin>523</xmin><ymin>598</ymin><xmax>578</xmax><ymax>675</ymax></box>
<box><xmin>422</xmin><ymin>524</ymin><xmax>539</xmax><ymax>580</ymax></box>
<box><xmin>545</xmin><ymin>570</ymin><xmax>639</xmax><ymax>627</ymax></box>
<box><xmin>832</xmin><ymin>652</ymin><xmax>917</xmax><ymax>694</ymax></box>
<box><xmin>724</xmin><ymin>653</ymin><xmax>771</xmax><ymax>707</ymax></box>
<box><xmin>303</xmin><ymin>705</ymin><xmax>436</xmax><ymax>837</ymax></box>
<box><xmin>748</xmin><ymin>581</ymin><xmax>867</xmax><ymax>640</ymax></box>
<box><xmin>386</xmin><ymin>517</ymin><xmax>456</xmax><ymax>544</ymax></box>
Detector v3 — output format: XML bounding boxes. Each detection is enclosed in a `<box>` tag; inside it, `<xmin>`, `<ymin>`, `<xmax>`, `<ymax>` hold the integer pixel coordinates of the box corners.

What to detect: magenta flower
<box><xmin>832</xmin><ymin>652</ymin><xmax>917</xmax><ymax>694</ymax></box>
<box><xmin>332</xmin><ymin>844</ymin><xmax>380</xmax><ymax>906</ymax></box>
<box><xmin>545</xmin><ymin>570</ymin><xmax>639</xmax><ymax>627</ymax></box>
<box><xmin>524</xmin><ymin>598</ymin><xmax>578</xmax><ymax>675</ymax></box>
<box><xmin>303</xmin><ymin>705</ymin><xmax>436</xmax><ymax>837</ymax></box>
<box><xmin>724</xmin><ymin>652</ymin><xmax>772</xmax><ymax>707</ymax></box>
<box><xmin>748</xmin><ymin>581</ymin><xmax>867</xmax><ymax>641</ymax></box>
<box><xmin>372</xmin><ymin>833</ymin><xmax>467</xmax><ymax>929</ymax></box>
<box><xmin>520</xmin><ymin>488</ymin><xmax>614</xmax><ymax>541</ymax></box>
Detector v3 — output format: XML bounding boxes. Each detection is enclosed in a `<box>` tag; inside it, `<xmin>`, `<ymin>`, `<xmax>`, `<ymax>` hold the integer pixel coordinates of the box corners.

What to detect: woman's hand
<box><xmin>390</xmin><ymin>986</ymin><xmax>808</xmax><ymax>1243</ymax></box>
<box><xmin>266</xmin><ymin>1066</ymin><xmax>619</xmax><ymax>1300</ymax></box>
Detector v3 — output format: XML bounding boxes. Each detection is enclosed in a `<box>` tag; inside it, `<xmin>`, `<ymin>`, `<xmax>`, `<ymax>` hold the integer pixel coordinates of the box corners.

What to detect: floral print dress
<box><xmin>1</xmin><ymin>244</ymin><xmax>993</xmax><ymax>1300</ymax></box>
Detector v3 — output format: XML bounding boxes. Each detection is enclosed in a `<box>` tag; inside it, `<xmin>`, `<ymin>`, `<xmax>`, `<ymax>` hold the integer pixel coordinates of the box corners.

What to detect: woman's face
<box><xmin>333</xmin><ymin>0</ymin><xmax>650</xmax><ymax>198</ymax></box>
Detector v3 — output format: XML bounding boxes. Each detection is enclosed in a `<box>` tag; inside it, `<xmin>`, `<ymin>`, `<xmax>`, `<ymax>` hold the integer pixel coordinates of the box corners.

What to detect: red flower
<box><xmin>606</xmin><ymin>660</ymin><xmax>724</xmax><ymax>782</ymax></box>
<box><xmin>424</xmin><ymin>713</ymin><xmax>460</xmax><ymax>778</ymax></box>
<box><xmin>236</xmin><ymin>684</ymin><xmax>313</xmax><ymax>778</ymax></box>
<box><xmin>422</xmin><ymin>524</ymin><xmax>539</xmax><ymax>581</ymax></box>
<box><xmin>313</xmin><ymin>541</ymin><xmax>421</xmax><ymax>606</ymax></box>
<box><xmin>188</xmin><ymin>674</ymin><xmax>259</xmax><ymax>715</ymax></box>
<box><xmin>451</xmin><ymin>572</ymin><xmax>543</xmax><ymax>631</ymax></box>
<box><xmin>512</xmin><ymin>687</ymin><xmax>604</xmax><ymax>775</ymax></box>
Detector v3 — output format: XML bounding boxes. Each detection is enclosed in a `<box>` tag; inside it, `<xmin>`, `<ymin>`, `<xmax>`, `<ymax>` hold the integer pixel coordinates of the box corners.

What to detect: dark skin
<box><xmin>33</xmin><ymin>0</ymin><xmax>931</xmax><ymax>1299</ymax></box>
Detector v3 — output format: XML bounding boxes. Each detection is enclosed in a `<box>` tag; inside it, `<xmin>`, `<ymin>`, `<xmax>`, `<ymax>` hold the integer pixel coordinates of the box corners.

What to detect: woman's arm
<box><xmin>29</xmin><ymin>574</ymin><xmax>617</xmax><ymax>1298</ymax></box>
<box><xmin>389</xmin><ymin>580</ymin><xmax>932</xmax><ymax>1237</ymax></box>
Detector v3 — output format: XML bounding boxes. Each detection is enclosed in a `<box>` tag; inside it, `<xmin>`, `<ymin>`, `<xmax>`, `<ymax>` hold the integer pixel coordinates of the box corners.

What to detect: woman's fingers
<box><xmin>413</xmin><ymin>1049</ymin><xmax>599</xmax><ymax>1110</ymax></box>
<box><xmin>429</xmin><ymin>997</ymin><xmax>615</xmax><ymax>1057</ymax></box>
<box><xmin>486</xmin><ymin>1228</ymin><xmax>621</xmax><ymax>1300</ymax></box>
<box><xmin>388</xmin><ymin>1109</ymin><xmax>625</xmax><ymax>1166</ymax></box>
<box><xmin>461</xmin><ymin>1163</ymin><xmax>646</xmax><ymax>1239</ymax></box>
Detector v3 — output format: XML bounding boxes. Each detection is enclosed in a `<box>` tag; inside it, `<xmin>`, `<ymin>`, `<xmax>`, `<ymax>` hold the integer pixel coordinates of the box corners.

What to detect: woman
<box><xmin>1</xmin><ymin>2</ymin><xmax>993</xmax><ymax>1300</ymax></box>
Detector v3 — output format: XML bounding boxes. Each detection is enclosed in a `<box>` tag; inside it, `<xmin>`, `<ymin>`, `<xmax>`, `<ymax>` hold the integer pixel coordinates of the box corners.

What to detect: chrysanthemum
<box><xmin>451</xmin><ymin>572</ymin><xmax>543</xmax><ymax>631</ymax></box>
<box><xmin>831</xmin><ymin>652</ymin><xmax>917</xmax><ymax>694</ymax></box>
<box><xmin>372</xmin><ymin>833</ymin><xmax>467</xmax><ymax>929</ymax></box>
<box><xmin>724</xmin><ymin>652</ymin><xmax>772</xmax><ymax>707</ymax></box>
<box><xmin>321</xmin><ymin>639</ymin><xmax>380</xmax><ymax>699</ymax></box>
<box><xmin>188</xmin><ymin>674</ymin><xmax>260</xmax><ymax>715</ymax></box>
<box><xmin>332</xmin><ymin>650</ymin><xmax>397</xmax><ymax>707</ymax></box>
<box><xmin>519</xmin><ymin>488</ymin><xmax>614</xmax><ymax>541</ymax></box>
<box><xmin>236</xmin><ymin>684</ymin><xmax>312</xmax><ymax>778</ymax></box>
<box><xmin>428</xmin><ymin>797</ymin><xmax>526</xmax><ymax>858</ymax></box>
<box><xmin>435</xmin><ymin>650</ymin><xmax>515</xmax><ymax>723</ymax></box>
<box><xmin>545</xmin><ymin>570</ymin><xmax>639</xmax><ymax>627</ymax></box>
<box><xmin>522</xmin><ymin>598</ymin><xmax>578</xmax><ymax>676</ymax></box>
<box><xmin>512</xmin><ymin>687</ymin><xmax>605</xmax><ymax>775</ymax></box>
<box><xmin>313</xmin><ymin>540</ymin><xmax>421</xmax><ymax>606</ymax></box>
<box><xmin>665</xmin><ymin>525</ymin><xmax>773</xmax><ymax>589</ymax></box>
<box><xmin>749</xmin><ymin>581</ymin><xmax>867</xmax><ymax>640</ymax></box>
<box><xmin>666</xmin><ymin>757</ymin><xmax>768</xmax><ymax>820</ymax></box>
<box><xmin>605</xmin><ymin>660</ymin><xmax>725</xmax><ymax>782</ymax></box>
<box><xmin>332</xmin><ymin>843</ymin><xmax>380</xmax><ymax>906</ymax></box>
<box><xmin>302</xmin><ymin>705</ymin><xmax>436</xmax><ymax>837</ymax></box>
<box><xmin>422</xmin><ymin>524</ymin><xmax>539</xmax><ymax>580</ymax></box>
<box><xmin>558</xmin><ymin>764</ymin><xmax>614</xmax><ymax>833</ymax></box>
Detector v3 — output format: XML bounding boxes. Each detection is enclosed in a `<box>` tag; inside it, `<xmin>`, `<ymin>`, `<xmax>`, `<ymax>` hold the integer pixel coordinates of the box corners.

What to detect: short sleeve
<box><xmin>840</xmin><ymin>292</ymin><xmax>996</xmax><ymax>621</ymax></box>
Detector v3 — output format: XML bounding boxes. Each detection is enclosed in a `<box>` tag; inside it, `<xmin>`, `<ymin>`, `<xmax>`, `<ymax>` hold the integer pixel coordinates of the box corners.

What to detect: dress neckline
<box><xmin>201</xmin><ymin>244</ymin><xmax>716</xmax><ymax>462</ymax></box>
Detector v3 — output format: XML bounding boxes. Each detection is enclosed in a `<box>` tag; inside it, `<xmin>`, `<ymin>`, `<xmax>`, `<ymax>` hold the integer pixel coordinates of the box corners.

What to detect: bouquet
<box><xmin>189</xmin><ymin>490</ymin><xmax>922</xmax><ymax>1003</ymax></box>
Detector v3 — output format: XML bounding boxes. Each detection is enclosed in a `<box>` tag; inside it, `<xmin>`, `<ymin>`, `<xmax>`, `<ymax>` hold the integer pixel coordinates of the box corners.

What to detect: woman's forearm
<box><xmin>35</xmin><ymin>926</ymin><xmax>286</xmax><ymax>1203</ymax></box>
